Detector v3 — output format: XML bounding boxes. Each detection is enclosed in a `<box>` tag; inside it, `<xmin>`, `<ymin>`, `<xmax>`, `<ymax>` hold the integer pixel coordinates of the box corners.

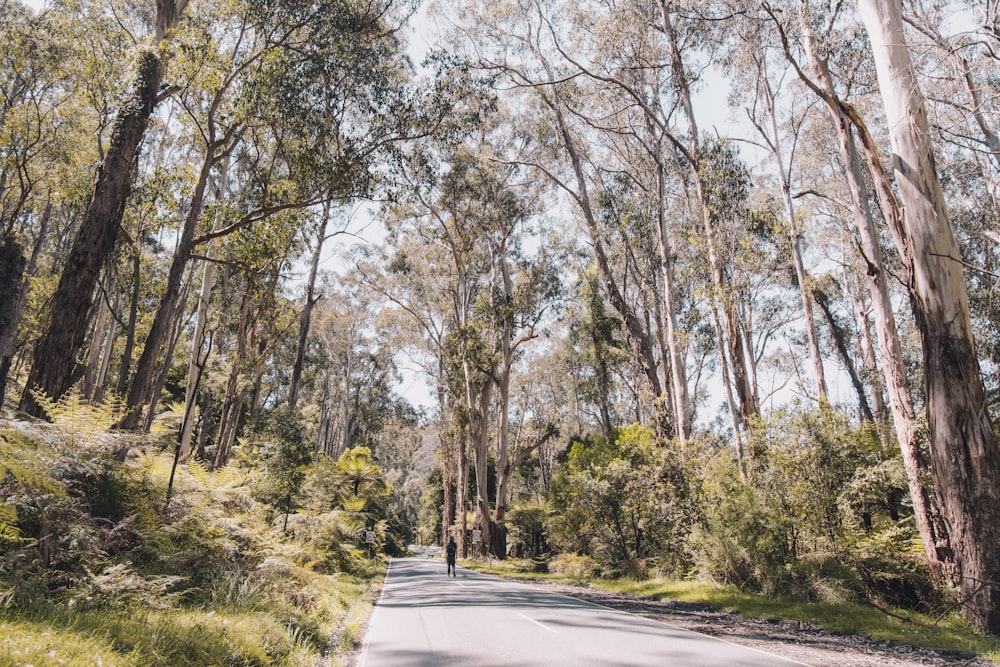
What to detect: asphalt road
<box><xmin>357</xmin><ymin>555</ymin><xmax>810</xmax><ymax>667</ymax></box>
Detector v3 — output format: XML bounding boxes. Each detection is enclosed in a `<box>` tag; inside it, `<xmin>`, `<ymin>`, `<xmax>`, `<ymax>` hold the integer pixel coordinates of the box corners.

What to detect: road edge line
<box><xmin>355</xmin><ymin>558</ymin><xmax>393</xmax><ymax>667</ymax></box>
<box><xmin>481</xmin><ymin>572</ymin><xmax>814</xmax><ymax>667</ymax></box>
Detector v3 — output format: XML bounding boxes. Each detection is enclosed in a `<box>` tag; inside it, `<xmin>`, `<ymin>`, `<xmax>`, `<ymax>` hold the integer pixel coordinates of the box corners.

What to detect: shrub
<box><xmin>548</xmin><ymin>553</ymin><xmax>597</xmax><ymax>578</ymax></box>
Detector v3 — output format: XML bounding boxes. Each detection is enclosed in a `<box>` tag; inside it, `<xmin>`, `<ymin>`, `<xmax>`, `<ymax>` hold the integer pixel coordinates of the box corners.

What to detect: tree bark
<box><xmin>20</xmin><ymin>47</ymin><xmax>164</xmax><ymax>416</ymax></box>
<box><xmin>859</xmin><ymin>0</ymin><xmax>1000</xmax><ymax>632</ymax></box>
<box><xmin>812</xmin><ymin>288</ymin><xmax>874</xmax><ymax>423</ymax></box>
<box><xmin>290</xmin><ymin>205</ymin><xmax>330</xmax><ymax>408</ymax></box>
<box><xmin>0</xmin><ymin>236</ymin><xmax>25</xmax><ymax>405</ymax></box>
<box><xmin>179</xmin><ymin>258</ymin><xmax>215</xmax><ymax>460</ymax></box>
<box><xmin>660</xmin><ymin>1</ymin><xmax>758</xmax><ymax>435</ymax></box>
<box><xmin>143</xmin><ymin>277</ymin><xmax>191</xmax><ymax>430</ymax></box>
<box><xmin>121</xmin><ymin>140</ymin><xmax>218</xmax><ymax>429</ymax></box>
<box><xmin>757</xmin><ymin>70</ymin><xmax>828</xmax><ymax>401</ymax></box>
<box><xmin>116</xmin><ymin>241</ymin><xmax>143</xmax><ymax>397</ymax></box>
<box><xmin>212</xmin><ymin>286</ymin><xmax>252</xmax><ymax>469</ymax></box>
<box><xmin>781</xmin><ymin>0</ymin><xmax>952</xmax><ymax>583</ymax></box>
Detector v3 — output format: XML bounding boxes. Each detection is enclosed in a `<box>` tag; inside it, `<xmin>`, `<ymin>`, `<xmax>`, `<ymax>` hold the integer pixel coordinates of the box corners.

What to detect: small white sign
<box><xmin>365</xmin><ymin>531</ymin><xmax>376</xmax><ymax>543</ymax></box>
<box><xmin>472</xmin><ymin>529</ymin><xmax>482</xmax><ymax>542</ymax></box>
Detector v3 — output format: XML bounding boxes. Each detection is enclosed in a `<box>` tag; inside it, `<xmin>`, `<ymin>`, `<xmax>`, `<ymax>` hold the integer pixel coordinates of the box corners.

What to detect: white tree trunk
<box><xmin>859</xmin><ymin>0</ymin><xmax>1000</xmax><ymax>633</ymax></box>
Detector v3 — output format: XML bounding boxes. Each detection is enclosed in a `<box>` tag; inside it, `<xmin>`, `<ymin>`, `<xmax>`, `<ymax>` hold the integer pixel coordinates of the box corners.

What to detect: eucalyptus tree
<box><xmin>445</xmin><ymin>0</ymin><xmax>679</xmax><ymax>441</ymax></box>
<box><xmin>118</xmin><ymin>0</ymin><xmax>424</xmax><ymax>430</ymax></box>
<box><xmin>20</xmin><ymin>0</ymin><xmax>191</xmax><ymax>417</ymax></box>
<box><xmin>902</xmin><ymin>3</ymin><xmax>1000</xmax><ymax>397</ymax></box>
<box><xmin>762</xmin><ymin>0</ymin><xmax>951</xmax><ymax>580</ymax></box>
<box><xmin>427</xmin><ymin>145</ymin><xmax>560</xmax><ymax>557</ymax></box>
<box><xmin>355</xmin><ymin>223</ymin><xmax>467</xmax><ymax>547</ymax></box>
<box><xmin>0</xmin><ymin>1</ymin><xmax>73</xmax><ymax>403</ymax></box>
<box><xmin>859</xmin><ymin>0</ymin><xmax>1000</xmax><ymax>633</ymax></box>
<box><xmin>733</xmin><ymin>32</ymin><xmax>828</xmax><ymax>403</ymax></box>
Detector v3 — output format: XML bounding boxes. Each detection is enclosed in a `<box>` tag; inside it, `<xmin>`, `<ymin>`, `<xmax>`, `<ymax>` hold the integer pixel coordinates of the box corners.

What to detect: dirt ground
<box><xmin>517</xmin><ymin>579</ymin><xmax>994</xmax><ymax>667</ymax></box>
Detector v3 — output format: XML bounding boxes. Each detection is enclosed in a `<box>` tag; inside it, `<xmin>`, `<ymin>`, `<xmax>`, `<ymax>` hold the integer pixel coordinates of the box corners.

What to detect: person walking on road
<box><xmin>445</xmin><ymin>536</ymin><xmax>457</xmax><ymax>577</ymax></box>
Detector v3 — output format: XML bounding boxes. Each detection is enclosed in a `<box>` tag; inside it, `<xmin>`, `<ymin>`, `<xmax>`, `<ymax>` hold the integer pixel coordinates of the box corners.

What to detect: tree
<box><xmin>20</xmin><ymin>0</ymin><xmax>190</xmax><ymax>416</ymax></box>
<box><xmin>859</xmin><ymin>0</ymin><xmax>1000</xmax><ymax>633</ymax></box>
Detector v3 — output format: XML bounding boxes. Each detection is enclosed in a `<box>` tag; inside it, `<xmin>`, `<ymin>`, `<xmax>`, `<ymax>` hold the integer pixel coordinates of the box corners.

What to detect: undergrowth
<box><xmin>0</xmin><ymin>416</ymin><xmax>385</xmax><ymax>667</ymax></box>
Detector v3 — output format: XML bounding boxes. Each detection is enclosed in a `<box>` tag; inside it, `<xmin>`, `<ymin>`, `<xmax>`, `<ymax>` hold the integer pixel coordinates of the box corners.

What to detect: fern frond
<box><xmin>29</xmin><ymin>385</ymin><xmax>125</xmax><ymax>435</ymax></box>
<box><xmin>151</xmin><ymin>402</ymin><xmax>192</xmax><ymax>432</ymax></box>
<box><xmin>0</xmin><ymin>430</ymin><xmax>66</xmax><ymax>497</ymax></box>
<box><xmin>0</xmin><ymin>504</ymin><xmax>25</xmax><ymax>545</ymax></box>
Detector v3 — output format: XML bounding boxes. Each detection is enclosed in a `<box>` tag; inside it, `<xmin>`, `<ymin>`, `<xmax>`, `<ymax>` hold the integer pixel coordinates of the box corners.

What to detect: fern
<box><xmin>0</xmin><ymin>430</ymin><xmax>65</xmax><ymax>496</ymax></box>
<box><xmin>0</xmin><ymin>504</ymin><xmax>24</xmax><ymax>545</ymax></box>
<box><xmin>151</xmin><ymin>402</ymin><xmax>195</xmax><ymax>433</ymax></box>
<box><xmin>0</xmin><ymin>430</ymin><xmax>65</xmax><ymax>546</ymax></box>
<box><xmin>29</xmin><ymin>386</ymin><xmax>125</xmax><ymax>436</ymax></box>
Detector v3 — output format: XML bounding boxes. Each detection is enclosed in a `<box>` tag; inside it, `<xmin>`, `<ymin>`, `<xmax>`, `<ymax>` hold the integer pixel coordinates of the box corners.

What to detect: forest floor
<box><xmin>506</xmin><ymin>578</ymin><xmax>996</xmax><ymax>667</ymax></box>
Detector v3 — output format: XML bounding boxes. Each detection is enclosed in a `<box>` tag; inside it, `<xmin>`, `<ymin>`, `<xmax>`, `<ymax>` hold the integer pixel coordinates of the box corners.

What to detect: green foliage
<box><xmin>248</xmin><ymin>406</ymin><xmax>313</xmax><ymax>531</ymax></box>
<box><xmin>687</xmin><ymin>452</ymin><xmax>794</xmax><ymax>595</ymax></box>
<box><xmin>415</xmin><ymin>466</ymin><xmax>443</xmax><ymax>546</ymax></box>
<box><xmin>688</xmin><ymin>405</ymin><xmax>935</xmax><ymax>609</ymax></box>
<box><xmin>28</xmin><ymin>387</ymin><xmax>125</xmax><ymax>437</ymax></box>
<box><xmin>506</xmin><ymin>503</ymin><xmax>548</xmax><ymax>558</ymax></box>
<box><xmin>548</xmin><ymin>553</ymin><xmax>598</xmax><ymax>578</ymax></box>
<box><xmin>547</xmin><ymin>424</ymin><xmax>689</xmax><ymax>575</ymax></box>
<box><xmin>0</xmin><ymin>417</ymin><xmax>387</xmax><ymax>665</ymax></box>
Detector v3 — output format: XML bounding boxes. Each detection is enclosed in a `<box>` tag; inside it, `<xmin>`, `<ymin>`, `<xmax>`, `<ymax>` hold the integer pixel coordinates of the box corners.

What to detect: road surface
<box><xmin>358</xmin><ymin>555</ymin><xmax>810</xmax><ymax>666</ymax></box>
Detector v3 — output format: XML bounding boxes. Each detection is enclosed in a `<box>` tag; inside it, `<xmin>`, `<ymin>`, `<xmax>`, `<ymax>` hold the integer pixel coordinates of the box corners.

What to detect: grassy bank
<box><xmin>0</xmin><ymin>420</ymin><xmax>389</xmax><ymax>667</ymax></box>
<box><xmin>465</xmin><ymin>558</ymin><xmax>1000</xmax><ymax>664</ymax></box>
<box><xmin>0</xmin><ymin>565</ymin><xmax>383</xmax><ymax>667</ymax></box>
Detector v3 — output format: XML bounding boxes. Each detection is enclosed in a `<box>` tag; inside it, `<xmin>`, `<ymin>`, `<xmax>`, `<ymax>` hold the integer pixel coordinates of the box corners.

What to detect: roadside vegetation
<box><xmin>437</xmin><ymin>411</ymin><xmax>999</xmax><ymax>662</ymax></box>
<box><xmin>3</xmin><ymin>0</ymin><xmax>1000</xmax><ymax>649</ymax></box>
<box><xmin>0</xmin><ymin>399</ymin><xmax>399</xmax><ymax>666</ymax></box>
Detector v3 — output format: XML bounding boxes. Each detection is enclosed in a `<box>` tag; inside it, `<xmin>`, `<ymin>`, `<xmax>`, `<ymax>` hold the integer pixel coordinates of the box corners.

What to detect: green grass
<box><xmin>465</xmin><ymin>559</ymin><xmax>1000</xmax><ymax>664</ymax></box>
<box><xmin>0</xmin><ymin>565</ymin><xmax>385</xmax><ymax>667</ymax></box>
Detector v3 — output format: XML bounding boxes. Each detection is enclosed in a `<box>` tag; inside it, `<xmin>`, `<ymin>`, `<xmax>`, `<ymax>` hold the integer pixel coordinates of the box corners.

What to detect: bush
<box><xmin>548</xmin><ymin>553</ymin><xmax>597</xmax><ymax>578</ymax></box>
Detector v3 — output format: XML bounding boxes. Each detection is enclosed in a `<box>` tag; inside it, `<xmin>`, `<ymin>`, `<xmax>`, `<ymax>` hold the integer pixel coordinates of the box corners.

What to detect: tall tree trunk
<box><xmin>92</xmin><ymin>295</ymin><xmax>119</xmax><ymax>405</ymax></box>
<box><xmin>455</xmin><ymin>420</ymin><xmax>469</xmax><ymax>558</ymax></box>
<box><xmin>860</xmin><ymin>0</ymin><xmax>1000</xmax><ymax>632</ymax></box>
<box><xmin>711</xmin><ymin>298</ymin><xmax>747</xmax><ymax>472</ymax></box>
<box><xmin>847</xmin><ymin>282</ymin><xmax>888</xmax><ymax>419</ymax></box>
<box><xmin>179</xmin><ymin>258</ymin><xmax>215</xmax><ymax>460</ymax></box>
<box><xmin>290</xmin><ymin>204</ymin><xmax>330</xmax><ymax>408</ymax></box>
<box><xmin>116</xmin><ymin>240</ymin><xmax>143</xmax><ymax>396</ymax></box>
<box><xmin>783</xmin><ymin>0</ymin><xmax>952</xmax><ymax>583</ymax></box>
<box><xmin>441</xmin><ymin>426</ymin><xmax>456</xmax><ymax>548</ymax></box>
<box><xmin>82</xmin><ymin>275</ymin><xmax>113</xmax><ymax>400</ymax></box>
<box><xmin>20</xmin><ymin>45</ymin><xmax>168</xmax><ymax>416</ymax></box>
<box><xmin>466</xmin><ymin>363</ymin><xmax>493</xmax><ymax>556</ymax></box>
<box><xmin>212</xmin><ymin>287</ymin><xmax>252</xmax><ymax>470</ymax></box>
<box><xmin>121</xmin><ymin>143</ymin><xmax>217</xmax><ymax>429</ymax></box>
<box><xmin>653</xmin><ymin>142</ymin><xmax>690</xmax><ymax>442</ymax></box>
<box><xmin>757</xmin><ymin>72</ymin><xmax>828</xmax><ymax>401</ymax></box>
<box><xmin>0</xmin><ymin>236</ymin><xmax>25</xmax><ymax>405</ymax></box>
<box><xmin>540</xmin><ymin>71</ymin><xmax>668</xmax><ymax>435</ymax></box>
<box><xmin>143</xmin><ymin>278</ymin><xmax>191</xmax><ymax>430</ymax></box>
<box><xmin>812</xmin><ymin>288</ymin><xmax>874</xmax><ymax>423</ymax></box>
<box><xmin>179</xmin><ymin>158</ymin><xmax>230</xmax><ymax>457</ymax></box>
<box><xmin>660</xmin><ymin>1</ymin><xmax>758</xmax><ymax>434</ymax></box>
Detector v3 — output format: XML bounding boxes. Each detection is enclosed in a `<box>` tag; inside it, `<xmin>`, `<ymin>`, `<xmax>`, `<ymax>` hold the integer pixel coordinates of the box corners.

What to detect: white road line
<box><xmin>517</xmin><ymin>612</ymin><xmax>558</xmax><ymax>634</ymax></box>
<box><xmin>492</xmin><ymin>574</ymin><xmax>812</xmax><ymax>667</ymax></box>
<box><xmin>356</xmin><ymin>559</ymin><xmax>393</xmax><ymax>667</ymax></box>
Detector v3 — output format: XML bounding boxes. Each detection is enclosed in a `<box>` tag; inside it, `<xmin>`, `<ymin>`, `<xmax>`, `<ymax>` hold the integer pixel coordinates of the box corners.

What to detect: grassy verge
<box><xmin>465</xmin><ymin>558</ymin><xmax>1000</xmax><ymax>664</ymax></box>
<box><xmin>0</xmin><ymin>564</ymin><xmax>385</xmax><ymax>667</ymax></box>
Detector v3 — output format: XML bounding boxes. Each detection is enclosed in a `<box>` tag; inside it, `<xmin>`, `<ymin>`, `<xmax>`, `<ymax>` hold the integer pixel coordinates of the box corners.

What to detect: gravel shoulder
<box><xmin>507</xmin><ymin>578</ymin><xmax>994</xmax><ymax>667</ymax></box>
